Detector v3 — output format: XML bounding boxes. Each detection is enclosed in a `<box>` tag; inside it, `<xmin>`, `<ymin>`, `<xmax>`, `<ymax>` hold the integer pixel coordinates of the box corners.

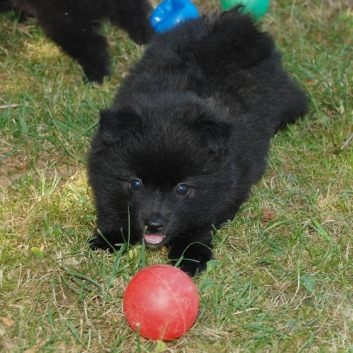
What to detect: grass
<box><xmin>0</xmin><ymin>0</ymin><xmax>352</xmax><ymax>351</ymax></box>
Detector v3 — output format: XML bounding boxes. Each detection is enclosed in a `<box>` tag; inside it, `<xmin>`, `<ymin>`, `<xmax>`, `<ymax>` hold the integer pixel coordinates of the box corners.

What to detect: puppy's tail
<box><xmin>191</xmin><ymin>7</ymin><xmax>275</xmax><ymax>71</ymax></box>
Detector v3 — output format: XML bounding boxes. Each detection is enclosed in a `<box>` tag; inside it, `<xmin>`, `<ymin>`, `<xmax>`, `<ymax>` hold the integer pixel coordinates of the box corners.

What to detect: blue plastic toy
<box><xmin>150</xmin><ymin>0</ymin><xmax>199</xmax><ymax>33</ymax></box>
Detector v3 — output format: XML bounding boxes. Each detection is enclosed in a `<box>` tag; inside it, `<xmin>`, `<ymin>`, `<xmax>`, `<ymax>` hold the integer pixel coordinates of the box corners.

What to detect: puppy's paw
<box><xmin>82</xmin><ymin>65</ymin><xmax>111</xmax><ymax>84</ymax></box>
<box><xmin>88</xmin><ymin>229</ymin><xmax>123</xmax><ymax>252</ymax></box>
<box><xmin>172</xmin><ymin>258</ymin><xmax>208</xmax><ymax>277</ymax></box>
<box><xmin>169</xmin><ymin>243</ymin><xmax>213</xmax><ymax>276</ymax></box>
<box><xmin>89</xmin><ymin>235</ymin><xmax>115</xmax><ymax>252</ymax></box>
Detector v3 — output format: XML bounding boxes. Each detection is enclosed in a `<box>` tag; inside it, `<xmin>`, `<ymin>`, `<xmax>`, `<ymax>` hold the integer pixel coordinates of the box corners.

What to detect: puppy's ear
<box><xmin>98</xmin><ymin>108</ymin><xmax>142</xmax><ymax>144</ymax></box>
<box><xmin>193</xmin><ymin>116</ymin><xmax>233</xmax><ymax>154</ymax></box>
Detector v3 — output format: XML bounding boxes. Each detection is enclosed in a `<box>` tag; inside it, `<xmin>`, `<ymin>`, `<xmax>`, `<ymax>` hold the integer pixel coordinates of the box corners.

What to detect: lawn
<box><xmin>0</xmin><ymin>0</ymin><xmax>352</xmax><ymax>352</ymax></box>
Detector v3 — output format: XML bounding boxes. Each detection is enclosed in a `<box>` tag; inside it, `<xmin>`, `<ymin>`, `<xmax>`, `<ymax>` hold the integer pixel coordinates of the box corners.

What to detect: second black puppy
<box><xmin>5</xmin><ymin>0</ymin><xmax>153</xmax><ymax>83</ymax></box>
<box><xmin>88</xmin><ymin>8</ymin><xmax>308</xmax><ymax>276</ymax></box>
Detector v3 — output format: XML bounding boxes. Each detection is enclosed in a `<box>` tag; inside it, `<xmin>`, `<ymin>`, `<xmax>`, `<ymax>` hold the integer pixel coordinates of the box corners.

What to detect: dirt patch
<box><xmin>0</xmin><ymin>147</ymin><xmax>82</xmax><ymax>191</ymax></box>
<box><xmin>0</xmin><ymin>153</ymin><xmax>27</xmax><ymax>190</ymax></box>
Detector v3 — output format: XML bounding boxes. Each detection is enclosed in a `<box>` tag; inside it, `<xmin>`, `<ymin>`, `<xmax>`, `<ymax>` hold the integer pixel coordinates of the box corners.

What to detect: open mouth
<box><xmin>143</xmin><ymin>233</ymin><xmax>166</xmax><ymax>246</ymax></box>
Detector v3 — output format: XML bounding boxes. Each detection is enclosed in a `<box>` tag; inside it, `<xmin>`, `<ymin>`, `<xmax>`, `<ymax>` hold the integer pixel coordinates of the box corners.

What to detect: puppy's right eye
<box><xmin>176</xmin><ymin>183</ymin><xmax>190</xmax><ymax>196</ymax></box>
<box><xmin>129</xmin><ymin>179</ymin><xmax>142</xmax><ymax>191</ymax></box>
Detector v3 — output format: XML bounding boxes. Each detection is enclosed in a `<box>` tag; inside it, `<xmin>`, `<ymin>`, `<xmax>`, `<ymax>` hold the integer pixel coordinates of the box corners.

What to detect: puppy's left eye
<box><xmin>176</xmin><ymin>184</ymin><xmax>190</xmax><ymax>196</ymax></box>
<box><xmin>129</xmin><ymin>179</ymin><xmax>142</xmax><ymax>191</ymax></box>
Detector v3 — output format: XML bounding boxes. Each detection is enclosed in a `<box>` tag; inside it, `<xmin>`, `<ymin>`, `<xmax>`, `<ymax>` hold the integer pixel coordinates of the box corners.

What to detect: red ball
<box><xmin>123</xmin><ymin>265</ymin><xmax>199</xmax><ymax>341</ymax></box>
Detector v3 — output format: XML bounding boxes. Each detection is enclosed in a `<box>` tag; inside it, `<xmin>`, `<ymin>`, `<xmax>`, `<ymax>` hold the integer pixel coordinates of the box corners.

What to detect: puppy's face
<box><xmin>88</xmin><ymin>93</ymin><xmax>233</xmax><ymax>246</ymax></box>
<box><xmin>118</xmin><ymin>174</ymin><xmax>205</xmax><ymax>247</ymax></box>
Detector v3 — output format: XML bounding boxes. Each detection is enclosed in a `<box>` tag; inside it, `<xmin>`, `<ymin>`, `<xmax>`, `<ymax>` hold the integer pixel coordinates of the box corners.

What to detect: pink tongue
<box><xmin>144</xmin><ymin>234</ymin><xmax>166</xmax><ymax>245</ymax></box>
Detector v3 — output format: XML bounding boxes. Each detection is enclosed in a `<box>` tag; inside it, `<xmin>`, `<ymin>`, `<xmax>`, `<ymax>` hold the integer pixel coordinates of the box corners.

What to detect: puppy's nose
<box><xmin>145</xmin><ymin>216</ymin><xmax>164</xmax><ymax>233</ymax></box>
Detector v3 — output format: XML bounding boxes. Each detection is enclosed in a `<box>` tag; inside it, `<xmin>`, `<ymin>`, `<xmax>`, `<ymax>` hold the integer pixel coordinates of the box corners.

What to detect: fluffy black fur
<box><xmin>88</xmin><ymin>8</ymin><xmax>308</xmax><ymax>276</ymax></box>
<box><xmin>2</xmin><ymin>0</ymin><xmax>153</xmax><ymax>83</ymax></box>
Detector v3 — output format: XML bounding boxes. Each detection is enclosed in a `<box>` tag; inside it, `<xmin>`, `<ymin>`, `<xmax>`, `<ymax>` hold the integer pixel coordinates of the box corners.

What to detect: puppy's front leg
<box><xmin>89</xmin><ymin>227</ymin><xmax>140</xmax><ymax>253</ymax></box>
<box><xmin>168</xmin><ymin>229</ymin><xmax>214</xmax><ymax>277</ymax></box>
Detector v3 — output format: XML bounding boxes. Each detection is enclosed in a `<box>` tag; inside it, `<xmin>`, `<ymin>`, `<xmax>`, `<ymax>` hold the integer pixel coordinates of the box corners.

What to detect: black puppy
<box><xmin>88</xmin><ymin>8</ymin><xmax>308</xmax><ymax>276</ymax></box>
<box><xmin>3</xmin><ymin>0</ymin><xmax>153</xmax><ymax>83</ymax></box>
